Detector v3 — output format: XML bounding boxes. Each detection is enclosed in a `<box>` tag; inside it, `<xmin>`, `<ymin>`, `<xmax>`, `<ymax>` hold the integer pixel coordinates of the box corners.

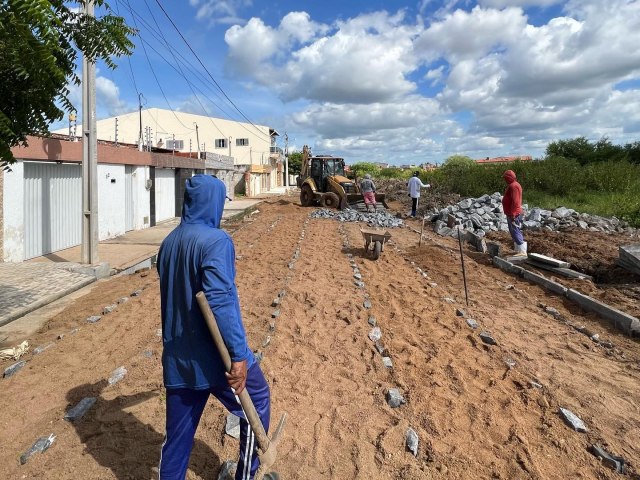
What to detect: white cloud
<box><xmin>225</xmin><ymin>10</ymin><xmax>420</xmax><ymax>104</ymax></box>
<box><xmin>190</xmin><ymin>0</ymin><xmax>251</xmax><ymax>25</ymax></box>
<box><xmin>96</xmin><ymin>77</ymin><xmax>129</xmax><ymax>116</ymax></box>
<box><xmin>478</xmin><ymin>0</ymin><xmax>561</xmax><ymax>7</ymax></box>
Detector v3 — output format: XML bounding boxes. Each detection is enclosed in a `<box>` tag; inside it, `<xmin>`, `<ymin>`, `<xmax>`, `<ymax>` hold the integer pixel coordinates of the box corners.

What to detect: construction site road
<box><xmin>1</xmin><ymin>197</ymin><xmax>639</xmax><ymax>479</ymax></box>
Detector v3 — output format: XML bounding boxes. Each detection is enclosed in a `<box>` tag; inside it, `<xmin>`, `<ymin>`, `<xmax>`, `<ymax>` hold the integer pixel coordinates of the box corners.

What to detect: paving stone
<box><xmin>117</xmin><ymin>297</ymin><xmax>129</xmax><ymax>305</ymax></box>
<box><xmin>225</xmin><ymin>414</ymin><xmax>241</xmax><ymax>439</ymax></box>
<box><xmin>4</xmin><ymin>360</ymin><xmax>26</xmax><ymax>378</ymax></box>
<box><xmin>406</xmin><ymin>428</ymin><xmax>419</xmax><ymax>456</ymax></box>
<box><xmin>368</xmin><ymin>327</ymin><xmax>382</xmax><ymax>342</ymax></box>
<box><xmin>354</xmin><ymin>273</ymin><xmax>362</xmax><ymax>280</ymax></box>
<box><xmin>33</xmin><ymin>343</ymin><xmax>55</xmax><ymax>355</ymax></box>
<box><xmin>382</xmin><ymin>357</ymin><xmax>393</xmax><ymax>369</ymax></box>
<box><xmin>269</xmin><ymin>321</ymin><xmax>276</xmax><ymax>331</ymax></box>
<box><xmin>456</xmin><ymin>308</ymin><xmax>465</xmax><ymax>317</ymax></box>
<box><xmin>466</xmin><ymin>319</ymin><xmax>479</xmax><ymax>329</ymax></box>
<box><xmin>262</xmin><ymin>336</ymin><xmax>271</xmax><ymax>348</ymax></box>
<box><xmin>559</xmin><ymin>407</ymin><xmax>588</xmax><ymax>432</ymax></box>
<box><xmin>374</xmin><ymin>341</ymin><xmax>387</xmax><ymax>356</ymax></box>
<box><xmin>363</xmin><ymin>299</ymin><xmax>372</xmax><ymax>309</ymax></box>
<box><xmin>487</xmin><ymin>242</ymin><xmax>501</xmax><ymax>257</ymax></box>
<box><xmin>385</xmin><ymin>388</ymin><xmax>406</xmax><ymax>408</ymax></box>
<box><xmin>442</xmin><ymin>297</ymin><xmax>455</xmax><ymax>304</ymax></box>
<box><xmin>108</xmin><ymin>366</ymin><xmax>127</xmax><ymax>385</ymax></box>
<box><xmin>505</xmin><ymin>358</ymin><xmax>516</xmax><ymax>369</ymax></box>
<box><xmin>479</xmin><ymin>331</ymin><xmax>497</xmax><ymax>345</ymax></box>
<box><xmin>589</xmin><ymin>444</ymin><xmax>626</xmax><ymax>473</ymax></box>
<box><xmin>271</xmin><ymin>310</ymin><xmax>281</xmax><ymax>319</ymax></box>
<box><xmin>102</xmin><ymin>305</ymin><xmax>117</xmax><ymax>315</ymax></box>
<box><xmin>355</xmin><ymin>281</ymin><xmax>365</xmax><ymax>288</ymax></box>
<box><xmin>19</xmin><ymin>434</ymin><xmax>56</xmax><ymax>465</ymax></box>
<box><xmin>218</xmin><ymin>460</ymin><xmax>237</xmax><ymax>480</ymax></box>
<box><xmin>131</xmin><ymin>289</ymin><xmax>143</xmax><ymax>297</ymax></box>
<box><xmin>368</xmin><ymin>316</ymin><xmax>377</xmax><ymax>326</ymax></box>
<box><xmin>271</xmin><ymin>298</ymin><xmax>280</xmax><ymax>307</ymax></box>
<box><xmin>64</xmin><ymin>397</ymin><xmax>97</xmax><ymax>422</ymax></box>
<box><xmin>87</xmin><ymin>315</ymin><xmax>102</xmax><ymax>323</ymax></box>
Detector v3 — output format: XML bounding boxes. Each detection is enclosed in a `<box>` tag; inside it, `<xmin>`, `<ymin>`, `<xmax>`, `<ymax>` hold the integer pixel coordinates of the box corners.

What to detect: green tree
<box><xmin>442</xmin><ymin>154</ymin><xmax>475</xmax><ymax>168</ymax></box>
<box><xmin>0</xmin><ymin>0</ymin><xmax>135</xmax><ymax>165</ymax></box>
<box><xmin>286</xmin><ymin>151</ymin><xmax>302</xmax><ymax>176</ymax></box>
<box><xmin>349</xmin><ymin>162</ymin><xmax>380</xmax><ymax>178</ymax></box>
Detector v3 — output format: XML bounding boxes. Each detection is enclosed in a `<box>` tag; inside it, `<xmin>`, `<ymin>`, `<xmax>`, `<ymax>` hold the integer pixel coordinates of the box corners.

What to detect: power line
<box><xmin>152</xmin><ymin>0</ymin><xmax>270</xmax><ymax>139</ymax></box>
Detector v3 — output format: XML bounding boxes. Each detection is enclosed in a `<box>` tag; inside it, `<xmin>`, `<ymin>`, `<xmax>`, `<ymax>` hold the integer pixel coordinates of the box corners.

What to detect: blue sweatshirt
<box><xmin>157</xmin><ymin>175</ymin><xmax>254</xmax><ymax>389</ymax></box>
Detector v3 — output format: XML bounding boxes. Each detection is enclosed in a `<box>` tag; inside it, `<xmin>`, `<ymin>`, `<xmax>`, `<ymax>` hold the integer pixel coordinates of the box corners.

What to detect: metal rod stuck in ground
<box><xmin>458</xmin><ymin>229</ymin><xmax>470</xmax><ymax>306</ymax></box>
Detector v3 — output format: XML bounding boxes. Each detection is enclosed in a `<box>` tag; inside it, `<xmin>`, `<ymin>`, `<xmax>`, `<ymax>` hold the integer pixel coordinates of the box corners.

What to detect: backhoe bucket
<box><xmin>346</xmin><ymin>193</ymin><xmax>389</xmax><ymax>211</ymax></box>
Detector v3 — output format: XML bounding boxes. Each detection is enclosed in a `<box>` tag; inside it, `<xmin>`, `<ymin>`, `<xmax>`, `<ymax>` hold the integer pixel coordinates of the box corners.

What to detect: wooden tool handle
<box><xmin>195</xmin><ymin>292</ymin><xmax>270</xmax><ymax>450</ymax></box>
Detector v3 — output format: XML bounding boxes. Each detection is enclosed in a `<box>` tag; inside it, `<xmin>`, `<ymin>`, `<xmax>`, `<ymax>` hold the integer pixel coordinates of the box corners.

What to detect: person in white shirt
<box><xmin>407</xmin><ymin>171</ymin><xmax>431</xmax><ymax>217</ymax></box>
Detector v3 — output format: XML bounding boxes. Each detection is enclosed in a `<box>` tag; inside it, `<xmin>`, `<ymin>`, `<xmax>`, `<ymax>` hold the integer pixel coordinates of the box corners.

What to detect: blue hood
<box><xmin>182</xmin><ymin>175</ymin><xmax>225</xmax><ymax>228</ymax></box>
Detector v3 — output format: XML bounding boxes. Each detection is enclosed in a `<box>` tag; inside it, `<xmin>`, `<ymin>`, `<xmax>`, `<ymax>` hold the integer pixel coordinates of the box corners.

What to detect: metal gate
<box><xmin>125</xmin><ymin>165</ymin><xmax>135</xmax><ymax>231</ymax></box>
<box><xmin>155</xmin><ymin>168</ymin><xmax>176</xmax><ymax>222</ymax></box>
<box><xmin>24</xmin><ymin>162</ymin><xmax>82</xmax><ymax>259</ymax></box>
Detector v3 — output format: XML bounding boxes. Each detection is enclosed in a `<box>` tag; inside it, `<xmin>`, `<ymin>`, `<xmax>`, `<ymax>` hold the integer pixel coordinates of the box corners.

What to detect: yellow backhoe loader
<box><xmin>296</xmin><ymin>145</ymin><xmax>388</xmax><ymax>210</ymax></box>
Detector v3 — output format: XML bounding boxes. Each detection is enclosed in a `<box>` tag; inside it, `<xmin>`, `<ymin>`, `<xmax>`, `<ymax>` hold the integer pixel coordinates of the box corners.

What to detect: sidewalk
<box><xmin>0</xmin><ymin>198</ymin><xmax>263</xmax><ymax>328</ymax></box>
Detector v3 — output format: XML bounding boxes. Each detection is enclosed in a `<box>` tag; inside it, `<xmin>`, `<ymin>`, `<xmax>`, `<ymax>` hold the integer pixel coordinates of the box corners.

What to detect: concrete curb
<box><xmin>0</xmin><ymin>276</ymin><xmax>95</xmax><ymax>328</ymax></box>
<box><xmin>492</xmin><ymin>257</ymin><xmax>640</xmax><ymax>337</ymax></box>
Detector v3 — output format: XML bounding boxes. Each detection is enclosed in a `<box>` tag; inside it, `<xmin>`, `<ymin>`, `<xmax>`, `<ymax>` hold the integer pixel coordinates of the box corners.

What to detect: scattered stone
<box><xmin>354</xmin><ymin>273</ymin><xmax>362</xmax><ymax>280</ymax></box>
<box><xmin>278</xmin><ymin>290</ymin><xmax>286</xmax><ymax>298</ymax></box>
<box><xmin>143</xmin><ymin>350</ymin><xmax>153</xmax><ymax>358</ymax></box>
<box><xmin>254</xmin><ymin>351</ymin><xmax>264</xmax><ymax>364</ymax></box>
<box><xmin>311</xmin><ymin>208</ymin><xmax>404</xmax><ymax>228</ymax></box>
<box><xmin>262</xmin><ymin>336</ymin><xmax>271</xmax><ymax>348</ymax></box>
<box><xmin>374</xmin><ymin>341</ymin><xmax>387</xmax><ymax>356</ymax></box>
<box><xmin>108</xmin><ymin>366</ymin><xmax>127</xmax><ymax>385</ymax></box>
<box><xmin>87</xmin><ymin>315</ymin><xmax>102</xmax><ymax>324</ymax></box>
<box><xmin>590</xmin><ymin>333</ymin><xmax>600</xmax><ymax>342</ymax></box>
<box><xmin>269</xmin><ymin>321</ymin><xmax>275</xmax><ymax>332</ymax></box>
<box><xmin>405</xmin><ymin>428</ymin><xmax>419</xmax><ymax>456</ymax></box>
<box><xmin>385</xmin><ymin>388</ymin><xmax>406</xmax><ymax>408</ymax></box>
<box><xmin>57</xmin><ymin>334</ymin><xmax>65</xmax><ymax>340</ymax></box>
<box><xmin>363</xmin><ymin>299</ymin><xmax>372</xmax><ymax>309</ymax></box>
<box><xmin>368</xmin><ymin>316</ymin><xmax>377</xmax><ymax>327</ymax></box>
<box><xmin>131</xmin><ymin>289</ymin><xmax>143</xmax><ymax>297</ymax></box>
<box><xmin>64</xmin><ymin>397</ymin><xmax>97</xmax><ymax>422</ymax></box>
<box><xmin>4</xmin><ymin>360</ymin><xmax>26</xmax><ymax>378</ymax></box>
<box><xmin>33</xmin><ymin>343</ymin><xmax>55</xmax><ymax>355</ymax></box>
<box><xmin>382</xmin><ymin>357</ymin><xmax>393</xmax><ymax>369</ymax></box>
<box><xmin>271</xmin><ymin>310</ymin><xmax>281</xmax><ymax>319</ymax></box>
<box><xmin>559</xmin><ymin>407</ymin><xmax>588</xmax><ymax>432</ymax></box>
<box><xmin>505</xmin><ymin>284</ymin><xmax>514</xmax><ymax>290</ymax></box>
<box><xmin>529</xmin><ymin>381</ymin><xmax>543</xmax><ymax>389</ymax></box>
<box><xmin>271</xmin><ymin>298</ymin><xmax>280</xmax><ymax>307</ymax></box>
<box><xmin>225</xmin><ymin>413</ymin><xmax>241</xmax><ymax>439</ymax></box>
<box><xmin>218</xmin><ymin>460</ymin><xmax>237</xmax><ymax>480</ymax></box>
<box><xmin>355</xmin><ymin>281</ymin><xmax>365</xmax><ymax>288</ymax></box>
<box><xmin>19</xmin><ymin>434</ymin><xmax>56</xmax><ymax>465</ymax></box>
<box><xmin>466</xmin><ymin>319</ymin><xmax>479</xmax><ymax>329</ymax></box>
<box><xmin>102</xmin><ymin>305</ymin><xmax>117</xmax><ymax>315</ymax></box>
<box><xmin>442</xmin><ymin>297</ymin><xmax>455</xmax><ymax>304</ymax></box>
<box><xmin>455</xmin><ymin>308</ymin><xmax>465</xmax><ymax>317</ymax></box>
<box><xmin>368</xmin><ymin>327</ymin><xmax>382</xmax><ymax>342</ymax></box>
<box><xmin>589</xmin><ymin>444</ymin><xmax>626</xmax><ymax>473</ymax></box>
<box><xmin>429</xmin><ymin>282</ymin><xmax>438</xmax><ymax>288</ymax></box>
<box><xmin>479</xmin><ymin>331</ymin><xmax>497</xmax><ymax>346</ymax></box>
<box><xmin>70</xmin><ymin>328</ymin><xmax>79</xmax><ymax>334</ymax></box>
<box><xmin>156</xmin><ymin>328</ymin><xmax>163</xmax><ymax>337</ymax></box>
<box><xmin>117</xmin><ymin>297</ymin><xmax>129</xmax><ymax>305</ymax></box>
<box><xmin>505</xmin><ymin>358</ymin><xmax>516</xmax><ymax>369</ymax></box>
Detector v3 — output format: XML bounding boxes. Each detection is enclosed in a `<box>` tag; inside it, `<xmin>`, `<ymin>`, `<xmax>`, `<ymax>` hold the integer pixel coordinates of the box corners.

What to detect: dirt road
<box><xmin>1</xmin><ymin>197</ymin><xmax>639</xmax><ymax>479</ymax></box>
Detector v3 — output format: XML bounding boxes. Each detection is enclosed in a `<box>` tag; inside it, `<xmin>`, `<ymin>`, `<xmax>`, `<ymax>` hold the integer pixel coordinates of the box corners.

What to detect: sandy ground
<box><xmin>1</xmin><ymin>197</ymin><xmax>639</xmax><ymax>479</ymax></box>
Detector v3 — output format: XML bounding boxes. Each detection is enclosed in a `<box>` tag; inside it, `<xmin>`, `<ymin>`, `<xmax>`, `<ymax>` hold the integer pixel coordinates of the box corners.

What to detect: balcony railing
<box><xmin>270</xmin><ymin>146</ymin><xmax>283</xmax><ymax>154</ymax></box>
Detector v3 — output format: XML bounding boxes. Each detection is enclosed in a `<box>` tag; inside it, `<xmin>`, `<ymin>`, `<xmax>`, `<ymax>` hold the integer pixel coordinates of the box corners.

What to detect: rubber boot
<box><xmin>514</xmin><ymin>241</ymin><xmax>527</xmax><ymax>256</ymax></box>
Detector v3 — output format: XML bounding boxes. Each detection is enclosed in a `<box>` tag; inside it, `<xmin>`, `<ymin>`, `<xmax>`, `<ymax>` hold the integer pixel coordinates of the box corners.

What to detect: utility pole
<box><xmin>284</xmin><ymin>132</ymin><xmax>289</xmax><ymax>188</ymax></box>
<box><xmin>194</xmin><ymin>123</ymin><xmax>200</xmax><ymax>159</ymax></box>
<box><xmin>138</xmin><ymin>92</ymin><xmax>144</xmax><ymax>151</ymax></box>
<box><xmin>81</xmin><ymin>0</ymin><xmax>98</xmax><ymax>264</ymax></box>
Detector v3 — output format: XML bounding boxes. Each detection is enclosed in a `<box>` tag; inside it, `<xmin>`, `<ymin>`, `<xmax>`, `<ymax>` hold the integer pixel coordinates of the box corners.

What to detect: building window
<box><xmin>166</xmin><ymin>139</ymin><xmax>184</xmax><ymax>150</ymax></box>
<box><xmin>215</xmin><ymin>138</ymin><xmax>227</xmax><ymax>148</ymax></box>
<box><xmin>236</xmin><ymin>138</ymin><xmax>249</xmax><ymax>146</ymax></box>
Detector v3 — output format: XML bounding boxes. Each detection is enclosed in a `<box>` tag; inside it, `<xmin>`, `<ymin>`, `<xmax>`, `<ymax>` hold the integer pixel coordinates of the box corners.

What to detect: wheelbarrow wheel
<box><xmin>372</xmin><ymin>240</ymin><xmax>382</xmax><ymax>260</ymax></box>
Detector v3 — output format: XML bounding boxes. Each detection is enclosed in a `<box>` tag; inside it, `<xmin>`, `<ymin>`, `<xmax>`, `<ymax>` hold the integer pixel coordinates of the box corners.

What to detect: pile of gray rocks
<box><xmin>311</xmin><ymin>208</ymin><xmax>404</xmax><ymax>228</ymax></box>
<box><xmin>428</xmin><ymin>192</ymin><xmax>637</xmax><ymax>238</ymax></box>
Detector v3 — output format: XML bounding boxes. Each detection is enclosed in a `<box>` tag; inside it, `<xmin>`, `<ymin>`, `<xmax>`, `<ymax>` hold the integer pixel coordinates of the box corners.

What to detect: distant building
<box><xmin>475</xmin><ymin>156</ymin><xmax>533</xmax><ymax>165</ymax></box>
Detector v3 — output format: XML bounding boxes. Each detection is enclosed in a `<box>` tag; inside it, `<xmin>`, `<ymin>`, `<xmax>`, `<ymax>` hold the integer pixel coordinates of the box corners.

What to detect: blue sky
<box><xmin>58</xmin><ymin>0</ymin><xmax>640</xmax><ymax>165</ymax></box>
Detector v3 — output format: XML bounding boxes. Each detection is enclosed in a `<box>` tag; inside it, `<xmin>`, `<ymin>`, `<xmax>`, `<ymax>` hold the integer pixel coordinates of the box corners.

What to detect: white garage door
<box><xmin>24</xmin><ymin>162</ymin><xmax>82</xmax><ymax>259</ymax></box>
<box><xmin>155</xmin><ymin>168</ymin><xmax>175</xmax><ymax>222</ymax></box>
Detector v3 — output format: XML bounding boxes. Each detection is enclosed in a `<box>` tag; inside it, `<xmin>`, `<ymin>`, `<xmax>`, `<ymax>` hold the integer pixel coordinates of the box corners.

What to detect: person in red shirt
<box><xmin>502</xmin><ymin>170</ymin><xmax>527</xmax><ymax>256</ymax></box>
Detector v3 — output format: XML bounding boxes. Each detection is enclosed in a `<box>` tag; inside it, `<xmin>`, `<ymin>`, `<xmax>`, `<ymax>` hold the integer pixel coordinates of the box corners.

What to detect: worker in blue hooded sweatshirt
<box><xmin>157</xmin><ymin>175</ymin><xmax>271</xmax><ymax>480</ymax></box>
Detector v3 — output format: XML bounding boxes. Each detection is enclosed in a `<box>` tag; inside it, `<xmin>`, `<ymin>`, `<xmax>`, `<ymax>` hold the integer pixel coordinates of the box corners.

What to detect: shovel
<box><xmin>196</xmin><ymin>292</ymin><xmax>287</xmax><ymax>480</ymax></box>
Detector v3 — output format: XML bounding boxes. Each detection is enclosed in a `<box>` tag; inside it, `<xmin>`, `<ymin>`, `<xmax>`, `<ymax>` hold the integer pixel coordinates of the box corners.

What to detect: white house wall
<box><xmin>3</xmin><ymin>163</ymin><xmax>24</xmax><ymax>262</ymax></box>
<box><xmin>155</xmin><ymin>168</ymin><xmax>175</xmax><ymax>222</ymax></box>
<box><xmin>97</xmin><ymin>164</ymin><xmax>126</xmax><ymax>241</ymax></box>
<box><xmin>134</xmin><ymin>166</ymin><xmax>151</xmax><ymax>229</ymax></box>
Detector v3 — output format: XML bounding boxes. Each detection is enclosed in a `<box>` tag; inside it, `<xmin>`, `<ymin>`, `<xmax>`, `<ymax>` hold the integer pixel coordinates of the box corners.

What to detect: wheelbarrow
<box><xmin>360</xmin><ymin>228</ymin><xmax>392</xmax><ymax>260</ymax></box>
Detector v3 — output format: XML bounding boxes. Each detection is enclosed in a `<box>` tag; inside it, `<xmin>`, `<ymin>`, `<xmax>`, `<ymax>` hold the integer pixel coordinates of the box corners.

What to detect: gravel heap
<box><xmin>311</xmin><ymin>208</ymin><xmax>404</xmax><ymax>228</ymax></box>
<box><xmin>428</xmin><ymin>192</ymin><xmax>637</xmax><ymax>238</ymax></box>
